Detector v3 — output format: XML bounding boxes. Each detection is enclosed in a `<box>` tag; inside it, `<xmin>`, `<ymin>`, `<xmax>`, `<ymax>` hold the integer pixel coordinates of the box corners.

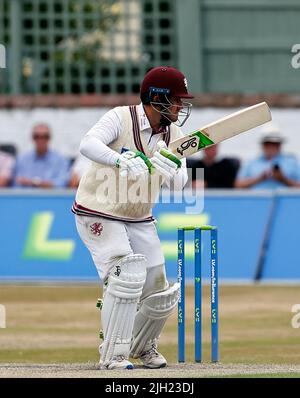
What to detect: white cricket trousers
<box><xmin>75</xmin><ymin>215</ymin><xmax>166</xmax><ymax>282</ymax></box>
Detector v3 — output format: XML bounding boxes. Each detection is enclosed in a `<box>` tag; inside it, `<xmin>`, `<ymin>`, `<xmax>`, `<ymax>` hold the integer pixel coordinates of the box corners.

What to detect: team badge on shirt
<box><xmin>90</xmin><ymin>222</ymin><xmax>103</xmax><ymax>236</ymax></box>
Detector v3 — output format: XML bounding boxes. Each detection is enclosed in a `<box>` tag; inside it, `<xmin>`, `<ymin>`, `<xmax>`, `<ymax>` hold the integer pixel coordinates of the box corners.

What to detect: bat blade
<box><xmin>169</xmin><ymin>102</ymin><xmax>272</xmax><ymax>158</ymax></box>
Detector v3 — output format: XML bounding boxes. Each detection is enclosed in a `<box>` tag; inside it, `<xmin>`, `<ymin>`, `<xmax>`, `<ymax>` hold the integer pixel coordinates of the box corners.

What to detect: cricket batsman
<box><xmin>72</xmin><ymin>66</ymin><xmax>193</xmax><ymax>370</ymax></box>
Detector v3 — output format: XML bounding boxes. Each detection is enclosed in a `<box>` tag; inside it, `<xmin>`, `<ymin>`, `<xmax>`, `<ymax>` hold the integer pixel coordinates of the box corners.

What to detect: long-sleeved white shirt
<box><xmin>80</xmin><ymin>103</ymin><xmax>188</xmax><ymax>189</ymax></box>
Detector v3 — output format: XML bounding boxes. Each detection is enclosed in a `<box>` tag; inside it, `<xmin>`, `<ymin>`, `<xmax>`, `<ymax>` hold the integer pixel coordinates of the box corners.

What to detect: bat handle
<box><xmin>157</xmin><ymin>140</ymin><xmax>167</xmax><ymax>151</ymax></box>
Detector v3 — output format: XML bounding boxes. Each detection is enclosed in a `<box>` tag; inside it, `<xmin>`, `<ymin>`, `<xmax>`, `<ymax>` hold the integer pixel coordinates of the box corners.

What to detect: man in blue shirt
<box><xmin>235</xmin><ymin>133</ymin><xmax>300</xmax><ymax>189</ymax></box>
<box><xmin>14</xmin><ymin>124</ymin><xmax>70</xmax><ymax>188</ymax></box>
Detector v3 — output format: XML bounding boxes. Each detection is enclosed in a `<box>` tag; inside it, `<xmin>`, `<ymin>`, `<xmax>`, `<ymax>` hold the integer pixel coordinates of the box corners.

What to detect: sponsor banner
<box><xmin>262</xmin><ymin>190</ymin><xmax>300</xmax><ymax>280</ymax></box>
<box><xmin>0</xmin><ymin>191</ymin><xmax>96</xmax><ymax>280</ymax></box>
<box><xmin>0</xmin><ymin>190</ymin><xmax>276</xmax><ymax>281</ymax></box>
<box><xmin>154</xmin><ymin>191</ymin><xmax>272</xmax><ymax>280</ymax></box>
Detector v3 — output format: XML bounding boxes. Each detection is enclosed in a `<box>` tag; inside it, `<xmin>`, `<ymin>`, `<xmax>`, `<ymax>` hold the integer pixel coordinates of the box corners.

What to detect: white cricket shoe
<box><xmin>139</xmin><ymin>344</ymin><xmax>167</xmax><ymax>369</ymax></box>
<box><xmin>100</xmin><ymin>355</ymin><xmax>134</xmax><ymax>370</ymax></box>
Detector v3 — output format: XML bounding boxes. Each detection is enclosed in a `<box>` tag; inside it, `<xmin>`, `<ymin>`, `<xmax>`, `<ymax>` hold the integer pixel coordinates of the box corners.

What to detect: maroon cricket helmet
<box><xmin>140</xmin><ymin>66</ymin><xmax>194</xmax><ymax>99</ymax></box>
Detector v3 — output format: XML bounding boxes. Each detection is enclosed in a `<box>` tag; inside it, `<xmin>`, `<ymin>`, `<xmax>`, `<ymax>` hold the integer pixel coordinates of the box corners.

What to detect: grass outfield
<box><xmin>0</xmin><ymin>284</ymin><xmax>300</xmax><ymax>377</ymax></box>
<box><xmin>222</xmin><ymin>373</ymin><xmax>300</xmax><ymax>378</ymax></box>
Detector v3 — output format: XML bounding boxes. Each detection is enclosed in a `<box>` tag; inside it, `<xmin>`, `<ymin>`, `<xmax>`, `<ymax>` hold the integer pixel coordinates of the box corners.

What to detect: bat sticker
<box><xmin>177</xmin><ymin>136</ymin><xmax>198</xmax><ymax>155</ymax></box>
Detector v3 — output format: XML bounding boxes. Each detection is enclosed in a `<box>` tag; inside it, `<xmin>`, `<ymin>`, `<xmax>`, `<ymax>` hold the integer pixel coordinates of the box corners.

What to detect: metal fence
<box><xmin>0</xmin><ymin>0</ymin><xmax>177</xmax><ymax>94</ymax></box>
<box><xmin>0</xmin><ymin>0</ymin><xmax>299</xmax><ymax>96</ymax></box>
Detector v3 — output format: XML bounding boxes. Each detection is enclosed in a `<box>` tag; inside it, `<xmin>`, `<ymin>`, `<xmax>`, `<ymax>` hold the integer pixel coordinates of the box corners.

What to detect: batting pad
<box><xmin>100</xmin><ymin>254</ymin><xmax>147</xmax><ymax>367</ymax></box>
<box><xmin>130</xmin><ymin>282</ymin><xmax>180</xmax><ymax>358</ymax></box>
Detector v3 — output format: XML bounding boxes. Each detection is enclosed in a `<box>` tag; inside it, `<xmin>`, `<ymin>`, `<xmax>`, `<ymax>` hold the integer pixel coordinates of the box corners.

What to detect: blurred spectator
<box><xmin>235</xmin><ymin>133</ymin><xmax>300</xmax><ymax>189</ymax></box>
<box><xmin>187</xmin><ymin>144</ymin><xmax>240</xmax><ymax>188</ymax></box>
<box><xmin>14</xmin><ymin>123</ymin><xmax>70</xmax><ymax>188</ymax></box>
<box><xmin>0</xmin><ymin>150</ymin><xmax>15</xmax><ymax>187</ymax></box>
<box><xmin>69</xmin><ymin>153</ymin><xmax>90</xmax><ymax>188</ymax></box>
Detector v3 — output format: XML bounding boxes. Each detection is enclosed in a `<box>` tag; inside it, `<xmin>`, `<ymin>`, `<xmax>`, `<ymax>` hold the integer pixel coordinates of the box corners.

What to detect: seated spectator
<box><xmin>0</xmin><ymin>150</ymin><xmax>15</xmax><ymax>187</ymax></box>
<box><xmin>14</xmin><ymin>123</ymin><xmax>70</xmax><ymax>188</ymax></box>
<box><xmin>69</xmin><ymin>153</ymin><xmax>90</xmax><ymax>188</ymax></box>
<box><xmin>187</xmin><ymin>144</ymin><xmax>240</xmax><ymax>188</ymax></box>
<box><xmin>235</xmin><ymin>132</ymin><xmax>300</xmax><ymax>189</ymax></box>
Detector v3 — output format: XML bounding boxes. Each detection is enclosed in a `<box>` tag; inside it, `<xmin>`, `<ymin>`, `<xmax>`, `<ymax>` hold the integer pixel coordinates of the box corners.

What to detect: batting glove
<box><xmin>116</xmin><ymin>150</ymin><xmax>154</xmax><ymax>180</ymax></box>
<box><xmin>151</xmin><ymin>141</ymin><xmax>182</xmax><ymax>181</ymax></box>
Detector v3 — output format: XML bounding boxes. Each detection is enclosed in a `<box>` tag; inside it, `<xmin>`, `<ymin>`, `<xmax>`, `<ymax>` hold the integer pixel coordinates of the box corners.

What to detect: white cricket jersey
<box><xmin>72</xmin><ymin>104</ymin><xmax>188</xmax><ymax>222</ymax></box>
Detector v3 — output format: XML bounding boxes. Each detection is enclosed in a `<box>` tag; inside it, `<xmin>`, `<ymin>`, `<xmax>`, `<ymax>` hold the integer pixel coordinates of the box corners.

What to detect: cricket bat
<box><xmin>168</xmin><ymin>102</ymin><xmax>271</xmax><ymax>159</ymax></box>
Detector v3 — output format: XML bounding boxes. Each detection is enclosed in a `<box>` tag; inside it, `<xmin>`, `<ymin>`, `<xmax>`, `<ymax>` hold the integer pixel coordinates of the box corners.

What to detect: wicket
<box><xmin>177</xmin><ymin>225</ymin><xmax>219</xmax><ymax>363</ymax></box>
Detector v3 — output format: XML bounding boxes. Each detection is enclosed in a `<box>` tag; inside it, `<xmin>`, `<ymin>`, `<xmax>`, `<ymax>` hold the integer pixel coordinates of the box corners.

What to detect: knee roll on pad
<box><xmin>100</xmin><ymin>254</ymin><xmax>147</xmax><ymax>366</ymax></box>
<box><xmin>130</xmin><ymin>282</ymin><xmax>180</xmax><ymax>358</ymax></box>
<box><xmin>106</xmin><ymin>254</ymin><xmax>146</xmax><ymax>299</ymax></box>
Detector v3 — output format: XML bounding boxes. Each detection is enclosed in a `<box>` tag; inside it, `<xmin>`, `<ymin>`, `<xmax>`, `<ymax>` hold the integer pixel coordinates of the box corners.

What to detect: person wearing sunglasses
<box><xmin>14</xmin><ymin>123</ymin><xmax>70</xmax><ymax>188</ymax></box>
